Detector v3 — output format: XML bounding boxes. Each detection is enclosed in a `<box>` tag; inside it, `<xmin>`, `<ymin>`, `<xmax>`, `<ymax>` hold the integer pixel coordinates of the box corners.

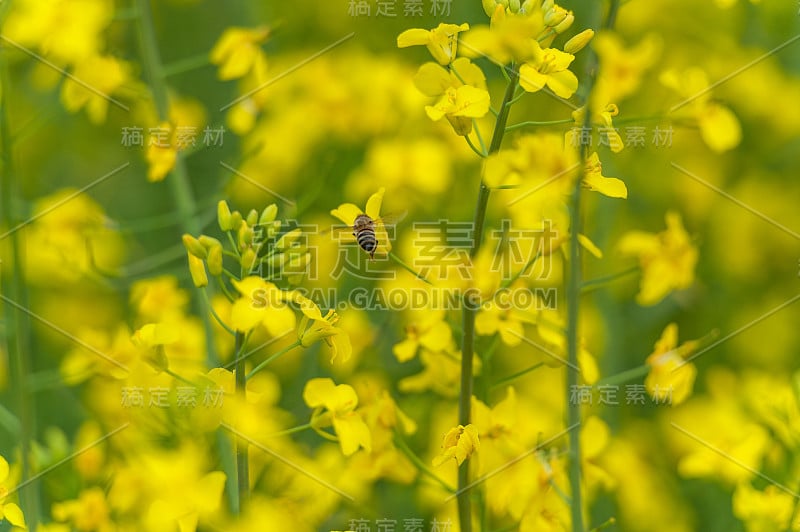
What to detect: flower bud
<box><xmin>199</xmin><ymin>235</ymin><xmax>222</xmax><ymax>251</ymax></box>
<box><xmin>564</xmin><ymin>29</ymin><xmax>594</xmax><ymax>54</ymax></box>
<box><xmin>509</xmin><ymin>0</ymin><xmax>520</xmax><ymax>13</ymax></box>
<box><xmin>207</xmin><ymin>244</ymin><xmax>223</xmax><ymax>276</ymax></box>
<box><xmin>286</xmin><ymin>252</ymin><xmax>310</xmax><ymax>272</ymax></box>
<box><xmin>246</xmin><ymin>209</ymin><xmax>259</xmax><ymax>227</ymax></box>
<box><xmin>183</xmin><ymin>234</ymin><xmax>208</xmax><ymax>259</ymax></box>
<box><xmin>544</xmin><ymin>6</ymin><xmax>567</xmax><ymax>26</ymax></box>
<box><xmin>187</xmin><ymin>252</ymin><xmax>208</xmax><ymax>287</ymax></box>
<box><xmin>266</xmin><ymin>219</ymin><xmax>282</xmax><ymax>239</ymax></box>
<box><xmin>482</xmin><ymin>0</ymin><xmax>497</xmax><ymax>16</ymax></box>
<box><xmin>241</xmin><ymin>248</ymin><xmax>257</xmax><ymax>271</ymax></box>
<box><xmin>230</xmin><ymin>211</ymin><xmax>243</xmax><ymax>230</ymax></box>
<box><xmin>275</xmin><ymin>228</ymin><xmax>302</xmax><ymax>251</ymax></box>
<box><xmin>259</xmin><ymin>203</ymin><xmax>278</xmax><ymax>225</ymax></box>
<box><xmin>553</xmin><ymin>11</ymin><xmax>574</xmax><ymax>33</ymax></box>
<box><xmin>521</xmin><ymin>0</ymin><xmax>540</xmax><ymax>14</ymax></box>
<box><xmin>238</xmin><ymin>224</ymin><xmax>254</xmax><ymax>248</ymax></box>
<box><xmin>217</xmin><ymin>200</ymin><xmax>233</xmax><ymax>231</ymax></box>
<box><xmin>266</xmin><ymin>252</ymin><xmax>286</xmax><ymax>269</ymax></box>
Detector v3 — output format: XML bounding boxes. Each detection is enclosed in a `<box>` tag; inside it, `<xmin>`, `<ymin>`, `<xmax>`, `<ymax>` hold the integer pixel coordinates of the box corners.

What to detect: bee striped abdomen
<box><xmin>353</xmin><ymin>214</ymin><xmax>378</xmax><ymax>258</ymax></box>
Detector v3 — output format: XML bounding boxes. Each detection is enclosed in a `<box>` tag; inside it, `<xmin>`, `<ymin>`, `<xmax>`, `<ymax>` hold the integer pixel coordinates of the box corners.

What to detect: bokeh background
<box><xmin>1</xmin><ymin>0</ymin><xmax>800</xmax><ymax>530</ymax></box>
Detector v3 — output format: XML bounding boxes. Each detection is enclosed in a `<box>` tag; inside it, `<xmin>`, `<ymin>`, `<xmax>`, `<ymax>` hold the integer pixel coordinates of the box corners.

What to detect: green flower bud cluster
<box><xmin>183</xmin><ymin>200</ymin><xmax>310</xmax><ymax>288</ymax></box>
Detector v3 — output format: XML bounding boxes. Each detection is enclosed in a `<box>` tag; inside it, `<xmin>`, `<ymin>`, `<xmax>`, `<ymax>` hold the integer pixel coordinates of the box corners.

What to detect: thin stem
<box><xmin>458</xmin><ymin>63</ymin><xmax>521</xmax><ymax>532</ymax></box>
<box><xmin>267</xmin><ymin>423</ymin><xmax>312</xmax><ymax>438</ymax></box>
<box><xmin>505</xmin><ymin>118</ymin><xmax>574</xmax><ymax>132</ymax></box>
<box><xmin>201</xmin><ymin>289</ymin><xmax>236</xmax><ymax>336</ymax></box>
<box><xmin>490</xmin><ymin>362</ymin><xmax>545</xmax><ymax>390</ymax></box>
<box><xmin>233</xmin><ymin>331</ymin><xmax>249</xmax><ymax>510</ymax></box>
<box><xmin>472</xmin><ymin>119</ymin><xmax>488</xmax><ymax>155</ymax></box>
<box><xmin>393</xmin><ymin>431</ymin><xmax>456</xmax><ymax>493</ymax></box>
<box><xmin>580</xmin><ymin>265</ymin><xmax>638</xmax><ymax>294</ymax></box>
<box><xmin>164</xmin><ymin>367</ymin><xmax>198</xmax><ymax>387</ymax></box>
<box><xmin>465</xmin><ymin>134</ymin><xmax>487</xmax><ymax>158</ymax></box>
<box><xmin>388</xmin><ymin>251</ymin><xmax>432</xmax><ymax>285</ymax></box>
<box><xmin>245</xmin><ymin>339</ymin><xmax>302</xmax><ymax>380</ymax></box>
<box><xmin>162</xmin><ymin>53</ymin><xmax>212</xmax><ymax>77</ymax></box>
<box><xmin>594</xmin><ymin>364</ymin><xmax>649</xmax><ymax>388</ymax></box>
<box><xmin>0</xmin><ymin>35</ymin><xmax>43</xmax><ymax>528</ymax></box>
<box><xmin>499</xmin><ymin>250</ymin><xmax>542</xmax><ymax>290</ymax></box>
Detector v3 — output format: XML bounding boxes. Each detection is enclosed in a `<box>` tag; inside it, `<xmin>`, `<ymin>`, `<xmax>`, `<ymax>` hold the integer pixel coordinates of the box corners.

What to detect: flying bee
<box><xmin>353</xmin><ymin>213</ymin><xmax>379</xmax><ymax>259</ymax></box>
<box><xmin>327</xmin><ymin>211</ymin><xmax>406</xmax><ymax>260</ymax></box>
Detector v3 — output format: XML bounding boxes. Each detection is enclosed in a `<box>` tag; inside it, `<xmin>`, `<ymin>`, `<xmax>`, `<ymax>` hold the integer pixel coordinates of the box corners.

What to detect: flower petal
<box><xmin>303</xmin><ymin>377</ymin><xmax>337</xmax><ymax>409</ymax></box>
<box><xmin>546</xmin><ymin>69</ymin><xmax>579</xmax><ymax>99</ymax></box>
<box><xmin>365</xmin><ymin>187</ymin><xmax>385</xmax><ymax>219</ymax></box>
<box><xmin>518</xmin><ymin>64</ymin><xmax>548</xmax><ymax>93</ymax></box>
<box><xmin>413</xmin><ymin>62</ymin><xmax>452</xmax><ymax>97</ymax></box>
<box><xmin>330</xmin><ymin>203</ymin><xmax>363</xmax><ymax>226</ymax></box>
<box><xmin>397</xmin><ymin>28</ymin><xmax>431</xmax><ymax>48</ymax></box>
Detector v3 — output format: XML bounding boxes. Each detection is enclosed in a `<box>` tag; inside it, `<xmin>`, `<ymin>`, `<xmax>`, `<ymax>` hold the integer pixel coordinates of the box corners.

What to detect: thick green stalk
<box><xmin>566</xmin><ymin>4</ymin><xmax>620</xmax><ymax>531</ymax></box>
<box><xmin>133</xmin><ymin>0</ymin><xmax>237</xmax><ymax>511</ymax></box>
<box><xmin>565</xmin><ymin>169</ymin><xmax>585</xmax><ymax>532</ymax></box>
<box><xmin>233</xmin><ymin>331</ymin><xmax>249</xmax><ymax>510</ymax></box>
<box><xmin>0</xmin><ymin>41</ymin><xmax>42</xmax><ymax>531</ymax></box>
<box><xmin>458</xmin><ymin>64</ymin><xmax>520</xmax><ymax>532</ymax></box>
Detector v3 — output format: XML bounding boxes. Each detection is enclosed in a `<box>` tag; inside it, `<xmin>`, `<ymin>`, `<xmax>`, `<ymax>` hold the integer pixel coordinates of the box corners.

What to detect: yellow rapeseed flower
<box><xmin>210</xmin><ymin>26</ymin><xmax>270</xmax><ymax>80</ymax></box>
<box><xmin>618</xmin><ymin>211</ymin><xmax>698</xmax><ymax>306</ymax></box>
<box><xmin>519</xmin><ymin>43</ymin><xmax>579</xmax><ymax>99</ymax></box>
<box><xmin>0</xmin><ymin>455</ymin><xmax>26</xmax><ymax>529</ymax></box>
<box><xmin>230</xmin><ymin>276</ymin><xmax>297</xmax><ymax>335</ymax></box>
<box><xmin>393</xmin><ymin>311</ymin><xmax>454</xmax><ymax>362</ymax></box>
<box><xmin>583</xmin><ymin>152</ymin><xmax>628</xmax><ymax>198</ymax></box>
<box><xmin>660</xmin><ymin>67</ymin><xmax>741</xmax><ymax>152</ymax></box>
<box><xmin>433</xmin><ymin>424</ymin><xmax>480</xmax><ymax>467</ymax></box>
<box><xmin>296</xmin><ymin>297</ymin><xmax>352</xmax><ymax>363</ymax></box>
<box><xmin>644</xmin><ymin>323</ymin><xmax>697</xmax><ymax>405</ymax></box>
<box><xmin>460</xmin><ymin>9</ymin><xmax>545</xmax><ymax>65</ymax></box>
<box><xmin>397</xmin><ymin>23</ymin><xmax>469</xmax><ymax>65</ymax></box>
<box><xmin>303</xmin><ymin>378</ymin><xmax>372</xmax><ymax>456</ymax></box>
<box><xmin>61</xmin><ymin>55</ymin><xmax>132</xmax><ymax>123</ymax></box>
<box><xmin>412</xmin><ymin>57</ymin><xmax>491</xmax><ymax>136</ymax></box>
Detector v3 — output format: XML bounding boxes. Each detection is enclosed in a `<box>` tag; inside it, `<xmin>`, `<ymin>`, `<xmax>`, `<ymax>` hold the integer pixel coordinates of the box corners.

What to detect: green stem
<box><xmin>499</xmin><ymin>250</ymin><xmax>542</xmax><ymax>290</ymax></box>
<box><xmin>580</xmin><ymin>265</ymin><xmax>638</xmax><ymax>294</ymax></box>
<box><xmin>0</xmin><ymin>35</ymin><xmax>42</xmax><ymax>529</ymax></box>
<box><xmin>388</xmin><ymin>251</ymin><xmax>432</xmax><ymax>285</ymax></box>
<box><xmin>164</xmin><ymin>367</ymin><xmax>198</xmax><ymax>387</ymax></box>
<box><xmin>505</xmin><ymin>118</ymin><xmax>574</xmax><ymax>132</ymax></box>
<box><xmin>594</xmin><ymin>364</ymin><xmax>649</xmax><ymax>388</ymax></box>
<box><xmin>465</xmin><ymin>134</ymin><xmax>487</xmax><ymax>158</ymax></box>
<box><xmin>162</xmin><ymin>53</ymin><xmax>212</xmax><ymax>77</ymax></box>
<box><xmin>245</xmin><ymin>339</ymin><xmax>302</xmax><ymax>380</ymax></box>
<box><xmin>490</xmin><ymin>362</ymin><xmax>545</xmax><ymax>391</ymax></box>
<box><xmin>472</xmin><ymin>119</ymin><xmax>488</xmax><ymax>155</ymax></box>
<box><xmin>135</xmin><ymin>0</ymin><xmax>235</xmax><ymax>510</ymax></box>
<box><xmin>233</xmin><ymin>331</ymin><xmax>249</xmax><ymax>511</ymax></box>
<box><xmin>267</xmin><ymin>423</ymin><xmax>312</xmax><ymax>438</ymax></box>
<box><xmin>393</xmin><ymin>431</ymin><xmax>455</xmax><ymax>493</ymax></box>
<box><xmin>201</xmin><ymin>289</ymin><xmax>236</xmax><ymax>336</ymax></box>
<box><xmin>565</xmin><ymin>3</ymin><xmax>620</xmax><ymax>530</ymax></box>
<box><xmin>458</xmin><ymin>63</ymin><xmax>520</xmax><ymax>532</ymax></box>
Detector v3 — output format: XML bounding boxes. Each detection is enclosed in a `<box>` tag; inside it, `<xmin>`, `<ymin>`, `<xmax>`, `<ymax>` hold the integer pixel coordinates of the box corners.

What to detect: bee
<box><xmin>329</xmin><ymin>212</ymin><xmax>406</xmax><ymax>260</ymax></box>
<box><xmin>353</xmin><ymin>213</ymin><xmax>379</xmax><ymax>259</ymax></box>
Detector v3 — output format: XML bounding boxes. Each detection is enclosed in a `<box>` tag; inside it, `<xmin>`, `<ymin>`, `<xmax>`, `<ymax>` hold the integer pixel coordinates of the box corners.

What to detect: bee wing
<box><xmin>375</xmin><ymin>210</ymin><xmax>408</xmax><ymax>229</ymax></box>
<box><xmin>319</xmin><ymin>224</ymin><xmax>358</xmax><ymax>244</ymax></box>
